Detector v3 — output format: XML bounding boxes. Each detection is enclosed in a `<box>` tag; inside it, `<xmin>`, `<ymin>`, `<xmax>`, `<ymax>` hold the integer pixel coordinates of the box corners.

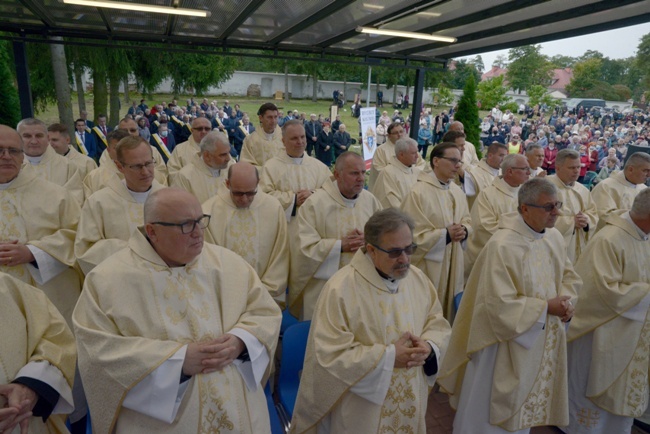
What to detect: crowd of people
<box><xmin>0</xmin><ymin>95</ymin><xmax>649</xmax><ymax>434</ymax></box>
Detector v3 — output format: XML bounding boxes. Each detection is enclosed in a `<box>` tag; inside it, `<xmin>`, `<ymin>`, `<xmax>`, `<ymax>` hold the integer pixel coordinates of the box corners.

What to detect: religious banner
<box><xmin>360</xmin><ymin>107</ymin><xmax>377</xmax><ymax>170</ymax></box>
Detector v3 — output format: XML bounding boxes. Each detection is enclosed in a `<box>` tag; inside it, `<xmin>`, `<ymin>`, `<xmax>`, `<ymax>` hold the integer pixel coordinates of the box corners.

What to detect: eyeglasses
<box><xmin>193</xmin><ymin>127</ymin><xmax>212</xmax><ymax>132</ymax></box>
<box><xmin>0</xmin><ymin>147</ymin><xmax>23</xmax><ymax>156</ymax></box>
<box><xmin>525</xmin><ymin>202</ymin><xmax>563</xmax><ymax>212</ymax></box>
<box><xmin>438</xmin><ymin>156</ymin><xmax>462</xmax><ymax>165</ymax></box>
<box><xmin>511</xmin><ymin>166</ymin><xmax>532</xmax><ymax>172</ymax></box>
<box><xmin>150</xmin><ymin>214</ymin><xmax>211</xmax><ymax>234</ymax></box>
<box><xmin>371</xmin><ymin>243</ymin><xmax>417</xmax><ymax>258</ymax></box>
<box><xmin>230</xmin><ymin>190</ymin><xmax>258</xmax><ymax>198</ymax></box>
<box><xmin>120</xmin><ymin>160</ymin><xmax>155</xmax><ymax>171</ymax></box>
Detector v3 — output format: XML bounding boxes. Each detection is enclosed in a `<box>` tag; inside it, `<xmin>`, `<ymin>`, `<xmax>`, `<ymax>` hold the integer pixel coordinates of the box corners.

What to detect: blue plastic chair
<box><xmin>454</xmin><ymin>292</ymin><xmax>463</xmax><ymax>312</ymax></box>
<box><xmin>264</xmin><ymin>382</ymin><xmax>284</xmax><ymax>434</ymax></box>
<box><xmin>280</xmin><ymin>309</ymin><xmax>299</xmax><ymax>337</ymax></box>
<box><xmin>277</xmin><ymin>320</ymin><xmax>311</xmax><ymax>420</ymax></box>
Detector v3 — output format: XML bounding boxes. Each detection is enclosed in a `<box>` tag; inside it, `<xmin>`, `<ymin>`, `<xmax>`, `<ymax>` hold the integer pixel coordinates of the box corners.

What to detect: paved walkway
<box><xmin>426</xmin><ymin>390</ymin><xmax>647</xmax><ymax>434</ymax></box>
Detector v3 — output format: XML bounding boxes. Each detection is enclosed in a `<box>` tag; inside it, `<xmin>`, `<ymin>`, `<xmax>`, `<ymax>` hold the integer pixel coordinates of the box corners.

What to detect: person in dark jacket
<box><xmin>316</xmin><ymin>123</ymin><xmax>334</xmax><ymax>167</ymax></box>
<box><xmin>333</xmin><ymin>123</ymin><xmax>352</xmax><ymax>161</ymax></box>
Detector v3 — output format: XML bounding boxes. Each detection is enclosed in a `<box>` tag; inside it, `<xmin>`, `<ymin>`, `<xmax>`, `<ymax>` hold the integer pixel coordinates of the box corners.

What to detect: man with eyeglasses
<box><xmin>75</xmin><ymin>136</ymin><xmax>165</xmax><ymax>274</ymax></box>
<box><xmin>240</xmin><ymin>102</ymin><xmax>284</xmax><ymax>170</ymax></box>
<box><xmin>463</xmin><ymin>141</ymin><xmax>508</xmax><ymax>211</ymax></box>
<box><xmin>97</xmin><ymin>118</ymin><xmax>169</xmax><ymax>186</ymax></box>
<box><xmin>289</xmin><ymin>152</ymin><xmax>382</xmax><ymax>320</ymax></box>
<box><xmin>74</xmin><ymin>187</ymin><xmax>282</xmax><ymax>434</ymax></box>
<box><xmin>202</xmin><ymin>162</ymin><xmax>289</xmax><ymax>302</ymax></box>
<box><xmin>439</xmin><ymin>177</ymin><xmax>581</xmax><ymax>434</ymax></box>
<box><xmin>170</xmin><ymin>131</ymin><xmax>234</xmax><ymax>204</ymax></box>
<box><xmin>165</xmin><ymin>116</ymin><xmax>213</xmax><ymax>178</ymax></box>
<box><xmin>367</xmin><ymin>122</ymin><xmax>429</xmax><ymax>191</ymax></box>
<box><xmin>547</xmin><ymin>149</ymin><xmax>599</xmax><ymax>263</ymax></box>
<box><xmin>16</xmin><ymin>118</ymin><xmax>84</xmax><ymax>205</ymax></box>
<box><xmin>401</xmin><ymin>142</ymin><xmax>472</xmax><ymax>320</ymax></box>
<box><xmin>290</xmin><ymin>208</ymin><xmax>451</xmax><ymax>433</ymax></box>
<box><xmin>464</xmin><ymin>153</ymin><xmax>530</xmax><ymax>280</ymax></box>
<box><xmin>0</xmin><ymin>125</ymin><xmax>82</xmax><ymax>325</ymax></box>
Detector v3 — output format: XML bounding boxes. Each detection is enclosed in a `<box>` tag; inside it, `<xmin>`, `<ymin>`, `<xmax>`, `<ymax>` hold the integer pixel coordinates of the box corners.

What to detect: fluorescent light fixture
<box><xmin>62</xmin><ymin>0</ymin><xmax>211</xmax><ymax>17</ymax></box>
<box><xmin>417</xmin><ymin>11</ymin><xmax>441</xmax><ymax>17</ymax></box>
<box><xmin>363</xmin><ymin>3</ymin><xmax>385</xmax><ymax>9</ymax></box>
<box><xmin>357</xmin><ymin>27</ymin><xmax>456</xmax><ymax>43</ymax></box>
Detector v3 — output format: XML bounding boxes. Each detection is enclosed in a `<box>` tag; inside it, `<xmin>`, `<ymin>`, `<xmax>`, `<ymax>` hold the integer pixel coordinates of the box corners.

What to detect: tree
<box><xmin>26</xmin><ymin>41</ymin><xmax>57</xmax><ymax>113</ymax></box>
<box><xmin>477</xmin><ymin>75</ymin><xmax>510</xmax><ymax>110</ymax></box>
<box><xmin>49</xmin><ymin>37</ymin><xmax>73</xmax><ymax>128</ymax></box>
<box><xmin>432</xmin><ymin>84</ymin><xmax>454</xmax><ymax>106</ymax></box>
<box><xmin>470</xmin><ymin>55</ymin><xmax>484</xmax><ymax>73</ymax></box>
<box><xmin>506</xmin><ymin>45</ymin><xmax>553</xmax><ymax>93</ymax></box>
<box><xmin>636</xmin><ymin>33</ymin><xmax>650</xmax><ymax>92</ymax></box>
<box><xmin>527</xmin><ymin>85</ymin><xmax>560</xmax><ymax>109</ymax></box>
<box><xmin>0</xmin><ymin>41</ymin><xmax>20</xmax><ymax>126</ymax></box>
<box><xmin>548</xmin><ymin>54</ymin><xmax>576</xmax><ymax>69</ymax></box>
<box><xmin>492</xmin><ymin>54</ymin><xmax>508</xmax><ymax>68</ymax></box>
<box><xmin>166</xmin><ymin>49</ymin><xmax>237</xmax><ymax>97</ymax></box>
<box><xmin>454</xmin><ymin>74</ymin><xmax>481</xmax><ymax>158</ymax></box>
<box><xmin>565</xmin><ymin>58</ymin><xmax>602</xmax><ymax>97</ymax></box>
<box><xmin>447</xmin><ymin>59</ymin><xmax>481</xmax><ymax>90</ymax></box>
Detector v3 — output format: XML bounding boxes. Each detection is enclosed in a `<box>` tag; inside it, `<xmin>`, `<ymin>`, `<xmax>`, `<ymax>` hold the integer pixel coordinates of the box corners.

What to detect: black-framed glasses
<box><xmin>231</xmin><ymin>190</ymin><xmax>258</xmax><ymax>198</ymax></box>
<box><xmin>151</xmin><ymin>214</ymin><xmax>211</xmax><ymax>234</ymax></box>
<box><xmin>371</xmin><ymin>243</ymin><xmax>417</xmax><ymax>258</ymax></box>
<box><xmin>525</xmin><ymin>202</ymin><xmax>563</xmax><ymax>212</ymax></box>
<box><xmin>438</xmin><ymin>156</ymin><xmax>462</xmax><ymax>165</ymax></box>
<box><xmin>0</xmin><ymin>147</ymin><xmax>23</xmax><ymax>156</ymax></box>
<box><xmin>120</xmin><ymin>160</ymin><xmax>155</xmax><ymax>171</ymax></box>
<box><xmin>193</xmin><ymin>126</ymin><xmax>212</xmax><ymax>132</ymax></box>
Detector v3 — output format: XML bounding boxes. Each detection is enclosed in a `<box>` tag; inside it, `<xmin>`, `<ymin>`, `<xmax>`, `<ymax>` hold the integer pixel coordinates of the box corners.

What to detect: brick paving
<box><xmin>425</xmin><ymin>390</ymin><xmax>648</xmax><ymax>434</ymax></box>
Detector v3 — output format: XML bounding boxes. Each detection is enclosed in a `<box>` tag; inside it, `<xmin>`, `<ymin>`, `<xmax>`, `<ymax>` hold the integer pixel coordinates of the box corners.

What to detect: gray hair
<box><xmin>395</xmin><ymin>137</ymin><xmax>417</xmax><ymax>156</ymax></box>
<box><xmin>518</xmin><ymin>178</ymin><xmax>557</xmax><ymax>210</ymax></box>
<box><xmin>631</xmin><ymin>188</ymin><xmax>650</xmax><ymax>217</ymax></box>
<box><xmin>625</xmin><ymin>152</ymin><xmax>650</xmax><ymax>168</ymax></box>
<box><xmin>16</xmin><ymin>118</ymin><xmax>46</xmax><ymax>132</ymax></box>
<box><xmin>200</xmin><ymin>131</ymin><xmax>230</xmax><ymax>153</ymax></box>
<box><xmin>525</xmin><ymin>143</ymin><xmax>543</xmax><ymax>155</ymax></box>
<box><xmin>555</xmin><ymin>149</ymin><xmax>580</xmax><ymax>167</ymax></box>
<box><xmin>501</xmin><ymin>153</ymin><xmax>526</xmax><ymax>172</ymax></box>
<box><xmin>365</xmin><ymin>208</ymin><xmax>414</xmax><ymax>247</ymax></box>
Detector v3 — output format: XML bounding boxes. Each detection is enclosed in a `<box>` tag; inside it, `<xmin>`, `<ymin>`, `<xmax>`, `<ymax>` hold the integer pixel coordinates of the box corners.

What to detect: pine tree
<box><xmin>0</xmin><ymin>41</ymin><xmax>21</xmax><ymax>127</ymax></box>
<box><xmin>454</xmin><ymin>74</ymin><xmax>481</xmax><ymax>158</ymax></box>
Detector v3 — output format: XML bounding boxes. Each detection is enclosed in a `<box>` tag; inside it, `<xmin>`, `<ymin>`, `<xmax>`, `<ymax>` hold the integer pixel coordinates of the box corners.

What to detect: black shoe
<box><xmin>634</xmin><ymin>419</ymin><xmax>650</xmax><ymax>433</ymax></box>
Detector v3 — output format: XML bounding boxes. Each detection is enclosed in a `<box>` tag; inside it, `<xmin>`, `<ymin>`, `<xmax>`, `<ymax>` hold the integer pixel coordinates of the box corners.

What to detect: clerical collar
<box><xmin>430</xmin><ymin>171</ymin><xmax>450</xmax><ymax>187</ymax></box>
<box><xmin>336</xmin><ymin>182</ymin><xmax>358</xmax><ymax>208</ymax></box>
<box><xmin>288</xmin><ymin>154</ymin><xmax>304</xmax><ymax>165</ymax></box>
<box><xmin>521</xmin><ymin>217</ymin><xmax>546</xmax><ymax>239</ymax></box>
<box><xmin>263</xmin><ymin>131</ymin><xmax>274</xmax><ymax>140</ymax></box>
<box><xmin>209</xmin><ymin>168</ymin><xmax>222</xmax><ymax>178</ymax></box>
<box><xmin>622</xmin><ymin>211</ymin><xmax>649</xmax><ymax>239</ymax></box>
<box><xmin>558</xmin><ymin>178</ymin><xmax>574</xmax><ymax>188</ymax></box>
<box><xmin>368</xmin><ymin>255</ymin><xmax>400</xmax><ymax>293</ymax></box>
<box><xmin>63</xmin><ymin>149</ymin><xmax>70</xmax><ymax>157</ymax></box>
<box><xmin>123</xmin><ymin>180</ymin><xmax>152</xmax><ymax>203</ymax></box>
<box><xmin>24</xmin><ymin>154</ymin><xmax>44</xmax><ymax>165</ymax></box>
<box><xmin>0</xmin><ymin>177</ymin><xmax>16</xmax><ymax>190</ymax></box>
<box><xmin>487</xmin><ymin>164</ymin><xmax>500</xmax><ymax>176</ymax></box>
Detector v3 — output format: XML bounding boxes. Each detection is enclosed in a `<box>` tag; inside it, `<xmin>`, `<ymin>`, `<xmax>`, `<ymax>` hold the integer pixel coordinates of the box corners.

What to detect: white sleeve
<box><xmin>463</xmin><ymin>172</ymin><xmax>477</xmax><ymax>197</ymax></box>
<box><xmin>228</xmin><ymin>328</ymin><xmax>269</xmax><ymax>392</ymax></box>
<box><xmin>350</xmin><ymin>345</ymin><xmax>395</xmax><ymax>405</ymax></box>
<box><xmin>313</xmin><ymin>240</ymin><xmax>342</xmax><ymax>280</ymax></box>
<box><xmin>424</xmin><ymin>231</ymin><xmax>447</xmax><ymax>263</ymax></box>
<box><xmin>122</xmin><ymin>345</ymin><xmax>189</xmax><ymax>423</ymax></box>
<box><xmin>25</xmin><ymin>245</ymin><xmax>68</xmax><ymax>285</ymax></box>
<box><xmin>621</xmin><ymin>293</ymin><xmax>650</xmax><ymax>322</ymax></box>
<box><xmin>15</xmin><ymin>361</ymin><xmax>73</xmax><ymax>414</ymax></box>
<box><xmin>513</xmin><ymin>307</ymin><xmax>547</xmax><ymax>350</ymax></box>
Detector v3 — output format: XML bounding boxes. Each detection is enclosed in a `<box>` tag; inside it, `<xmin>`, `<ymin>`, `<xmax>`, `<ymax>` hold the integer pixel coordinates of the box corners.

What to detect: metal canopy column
<box><xmin>12</xmin><ymin>41</ymin><xmax>33</xmax><ymax>119</ymax></box>
<box><xmin>409</xmin><ymin>67</ymin><xmax>425</xmax><ymax>141</ymax></box>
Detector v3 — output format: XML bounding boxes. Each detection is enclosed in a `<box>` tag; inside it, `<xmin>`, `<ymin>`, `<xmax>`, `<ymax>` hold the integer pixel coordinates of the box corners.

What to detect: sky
<box><xmin>458</xmin><ymin>22</ymin><xmax>650</xmax><ymax>70</ymax></box>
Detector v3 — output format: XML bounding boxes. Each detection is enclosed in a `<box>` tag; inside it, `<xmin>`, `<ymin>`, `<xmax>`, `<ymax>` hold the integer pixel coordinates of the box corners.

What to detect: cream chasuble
<box><xmin>239</xmin><ymin>127</ymin><xmax>284</xmax><ymax>169</ymax></box>
<box><xmin>547</xmin><ymin>175</ymin><xmax>599</xmax><ymax>263</ymax></box>
<box><xmin>0</xmin><ymin>169</ymin><xmax>82</xmax><ymax>325</ymax></box>
<box><xmin>75</xmin><ymin>177</ymin><xmax>164</xmax><ymax>274</ymax></box>
<box><xmin>438</xmin><ymin>214</ymin><xmax>581</xmax><ymax>432</ymax></box>
<box><xmin>591</xmin><ymin>170</ymin><xmax>647</xmax><ymax>231</ymax></box>
<box><xmin>73</xmin><ymin>229</ymin><xmax>281</xmax><ymax>434</ymax></box>
<box><xmin>400</xmin><ymin>171</ymin><xmax>472</xmax><ymax>320</ymax></box>
<box><xmin>464</xmin><ymin>177</ymin><xmax>519</xmax><ymax>280</ymax></box>
<box><xmin>259</xmin><ymin>153</ymin><xmax>332</xmax><ymax>218</ymax></box>
<box><xmin>202</xmin><ymin>187</ymin><xmax>289</xmax><ymax>298</ymax></box>
<box><xmin>369</xmin><ymin>156</ymin><xmax>420</xmax><ymax>209</ymax></box>
<box><xmin>289</xmin><ymin>250</ymin><xmax>451</xmax><ymax>434</ymax></box>
<box><xmin>0</xmin><ymin>273</ymin><xmax>76</xmax><ymax>434</ymax></box>
<box><xmin>91</xmin><ymin>149</ymin><xmax>168</xmax><ymax>197</ymax></box>
<box><xmin>65</xmin><ymin>145</ymin><xmax>97</xmax><ymax>182</ymax></box>
<box><xmin>23</xmin><ymin>146</ymin><xmax>84</xmax><ymax>205</ymax></box>
<box><xmin>169</xmin><ymin>154</ymin><xmax>233</xmax><ymax>204</ymax></box>
<box><xmin>288</xmin><ymin>178</ymin><xmax>382</xmax><ymax>319</ymax></box>
<box><xmin>566</xmin><ymin>214</ymin><xmax>650</xmax><ymax>432</ymax></box>
<box><xmin>464</xmin><ymin>159</ymin><xmax>499</xmax><ymax>211</ymax></box>
<box><xmin>462</xmin><ymin>141</ymin><xmax>480</xmax><ymax>167</ymax></box>
<box><xmin>166</xmin><ymin>136</ymin><xmax>200</xmax><ymax>177</ymax></box>
<box><xmin>367</xmin><ymin>140</ymin><xmax>429</xmax><ymax>190</ymax></box>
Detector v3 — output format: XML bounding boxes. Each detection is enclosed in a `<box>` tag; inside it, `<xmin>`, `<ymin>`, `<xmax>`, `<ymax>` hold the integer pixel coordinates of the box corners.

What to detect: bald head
<box><xmin>226</xmin><ymin>162</ymin><xmax>259</xmax><ymax>208</ymax></box>
<box><xmin>119</xmin><ymin>118</ymin><xmax>139</xmax><ymax>137</ymax></box>
<box><xmin>448</xmin><ymin>121</ymin><xmax>464</xmax><ymax>133</ymax></box>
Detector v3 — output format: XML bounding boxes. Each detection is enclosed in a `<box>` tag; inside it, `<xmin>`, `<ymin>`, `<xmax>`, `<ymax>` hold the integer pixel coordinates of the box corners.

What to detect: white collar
<box><xmin>24</xmin><ymin>154</ymin><xmax>44</xmax><ymax>165</ymax></box>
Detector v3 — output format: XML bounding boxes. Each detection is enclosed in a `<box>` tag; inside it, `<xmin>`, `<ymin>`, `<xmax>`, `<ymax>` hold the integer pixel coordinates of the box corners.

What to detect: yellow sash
<box><xmin>75</xmin><ymin>133</ymin><xmax>89</xmax><ymax>156</ymax></box>
<box><xmin>152</xmin><ymin>134</ymin><xmax>171</xmax><ymax>160</ymax></box>
<box><xmin>92</xmin><ymin>126</ymin><xmax>108</xmax><ymax>149</ymax></box>
<box><xmin>238</xmin><ymin>125</ymin><xmax>250</xmax><ymax>137</ymax></box>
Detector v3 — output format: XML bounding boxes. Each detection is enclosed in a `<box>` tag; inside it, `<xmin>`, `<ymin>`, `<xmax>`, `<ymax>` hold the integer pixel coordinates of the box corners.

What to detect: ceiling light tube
<box><xmin>357</xmin><ymin>26</ymin><xmax>456</xmax><ymax>43</ymax></box>
<box><xmin>62</xmin><ymin>0</ymin><xmax>210</xmax><ymax>17</ymax></box>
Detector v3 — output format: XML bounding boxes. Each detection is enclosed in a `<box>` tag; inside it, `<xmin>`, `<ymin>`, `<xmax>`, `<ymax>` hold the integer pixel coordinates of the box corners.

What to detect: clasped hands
<box><xmin>182</xmin><ymin>334</ymin><xmax>245</xmax><ymax>376</ymax></box>
<box><xmin>393</xmin><ymin>332</ymin><xmax>432</xmax><ymax>369</ymax></box>
<box><xmin>0</xmin><ymin>383</ymin><xmax>37</xmax><ymax>434</ymax></box>
<box><xmin>0</xmin><ymin>241</ymin><xmax>34</xmax><ymax>267</ymax></box>
<box><xmin>548</xmin><ymin>295</ymin><xmax>575</xmax><ymax>323</ymax></box>
<box><xmin>341</xmin><ymin>229</ymin><xmax>364</xmax><ymax>253</ymax></box>
<box><xmin>447</xmin><ymin>223</ymin><xmax>466</xmax><ymax>243</ymax></box>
